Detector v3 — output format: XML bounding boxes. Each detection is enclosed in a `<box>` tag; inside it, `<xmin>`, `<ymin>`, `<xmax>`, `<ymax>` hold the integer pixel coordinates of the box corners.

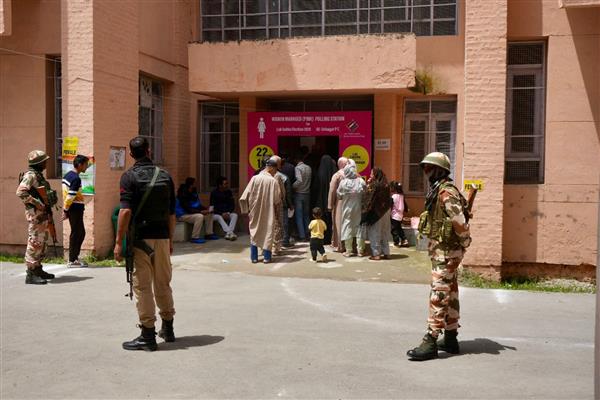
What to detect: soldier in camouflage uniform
<box><xmin>16</xmin><ymin>150</ymin><xmax>58</xmax><ymax>285</ymax></box>
<box><xmin>407</xmin><ymin>152</ymin><xmax>471</xmax><ymax>361</ymax></box>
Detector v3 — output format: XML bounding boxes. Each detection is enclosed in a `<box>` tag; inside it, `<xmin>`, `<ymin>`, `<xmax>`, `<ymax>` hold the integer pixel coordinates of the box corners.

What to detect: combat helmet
<box><xmin>420</xmin><ymin>152</ymin><xmax>451</xmax><ymax>173</ymax></box>
<box><xmin>28</xmin><ymin>150</ymin><xmax>50</xmax><ymax>166</ymax></box>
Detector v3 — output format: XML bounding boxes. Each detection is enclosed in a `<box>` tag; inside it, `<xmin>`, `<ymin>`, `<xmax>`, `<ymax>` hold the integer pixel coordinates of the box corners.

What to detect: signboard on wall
<box><xmin>247</xmin><ymin>111</ymin><xmax>372</xmax><ymax>179</ymax></box>
<box><xmin>375</xmin><ymin>138</ymin><xmax>391</xmax><ymax>151</ymax></box>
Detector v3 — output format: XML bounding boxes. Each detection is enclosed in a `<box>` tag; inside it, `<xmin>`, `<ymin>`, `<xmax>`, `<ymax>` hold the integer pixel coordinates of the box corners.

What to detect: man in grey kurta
<box><xmin>239</xmin><ymin>161</ymin><xmax>281</xmax><ymax>264</ymax></box>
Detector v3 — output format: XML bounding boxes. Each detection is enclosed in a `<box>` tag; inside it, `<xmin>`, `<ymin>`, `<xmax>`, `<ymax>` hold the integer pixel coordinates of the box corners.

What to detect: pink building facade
<box><xmin>0</xmin><ymin>0</ymin><xmax>598</xmax><ymax>279</ymax></box>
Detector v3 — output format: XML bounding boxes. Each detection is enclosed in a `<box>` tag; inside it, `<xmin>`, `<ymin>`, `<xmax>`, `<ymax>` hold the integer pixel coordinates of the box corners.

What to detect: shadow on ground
<box><xmin>438</xmin><ymin>338</ymin><xmax>517</xmax><ymax>359</ymax></box>
<box><xmin>160</xmin><ymin>335</ymin><xmax>225</xmax><ymax>351</ymax></box>
<box><xmin>49</xmin><ymin>276</ymin><xmax>94</xmax><ymax>284</ymax></box>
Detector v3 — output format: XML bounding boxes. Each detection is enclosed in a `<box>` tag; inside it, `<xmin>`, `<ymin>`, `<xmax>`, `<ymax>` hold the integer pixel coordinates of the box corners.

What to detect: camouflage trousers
<box><xmin>24</xmin><ymin>209</ymin><xmax>48</xmax><ymax>270</ymax></box>
<box><xmin>426</xmin><ymin>251</ymin><xmax>463</xmax><ymax>337</ymax></box>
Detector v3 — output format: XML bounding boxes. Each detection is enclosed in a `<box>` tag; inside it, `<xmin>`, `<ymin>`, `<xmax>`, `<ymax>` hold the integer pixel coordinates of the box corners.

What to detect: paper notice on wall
<box><xmin>79</xmin><ymin>156</ymin><xmax>96</xmax><ymax>195</ymax></box>
<box><xmin>464</xmin><ymin>179</ymin><xmax>484</xmax><ymax>191</ymax></box>
<box><xmin>109</xmin><ymin>146</ymin><xmax>126</xmax><ymax>170</ymax></box>
<box><xmin>62</xmin><ymin>136</ymin><xmax>79</xmax><ymax>161</ymax></box>
<box><xmin>375</xmin><ymin>138</ymin><xmax>391</xmax><ymax>151</ymax></box>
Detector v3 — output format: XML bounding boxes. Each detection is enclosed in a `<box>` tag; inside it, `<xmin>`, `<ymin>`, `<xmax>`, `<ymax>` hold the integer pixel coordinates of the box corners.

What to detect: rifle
<box><xmin>465</xmin><ymin>183</ymin><xmax>478</xmax><ymax>222</ymax></box>
<box><xmin>124</xmin><ymin>224</ymin><xmax>134</xmax><ymax>300</ymax></box>
<box><xmin>36</xmin><ymin>186</ymin><xmax>59</xmax><ymax>257</ymax></box>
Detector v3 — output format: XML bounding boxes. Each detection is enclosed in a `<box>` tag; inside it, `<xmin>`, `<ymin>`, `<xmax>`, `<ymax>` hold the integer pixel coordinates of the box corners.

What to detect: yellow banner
<box><xmin>62</xmin><ymin>137</ymin><xmax>79</xmax><ymax>160</ymax></box>
<box><xmin>464</xmin><ymin>179</ymin><xmax>484</xmax><ymax>191</ymax></box>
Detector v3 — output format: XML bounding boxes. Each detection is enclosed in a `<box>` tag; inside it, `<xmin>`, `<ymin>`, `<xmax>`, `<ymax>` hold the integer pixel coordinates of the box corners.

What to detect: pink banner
<box><xmin>247</xmin><ymin>111</ymin><xmax>372</xmax><ymax>178</ymax></box>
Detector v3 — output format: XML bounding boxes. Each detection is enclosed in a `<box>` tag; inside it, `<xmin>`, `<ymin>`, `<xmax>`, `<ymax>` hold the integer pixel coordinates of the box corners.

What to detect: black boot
<box><xmin>36</xmin><ymin>266</ymin><xmax>55</xmax><ymax>280</ymax></box>
<box><xmin>25</xmin><ymin>268</ymin><xmax>47</xmax><ymax>285</ymax></box>
<box><xmin>158</xmin><ymin>319</ymin><xmax>175</xmax><ymax>342</ymax></box>
<box><xmin>122</xmin><ymin>325</ymin><xmax>158</xmax><ymax>351</ymax></box>
<box><xmin>407</xmin><ymin>333</ymin><xmax>438</xmax><ymax>361</ymax></box>
<box><xmin>437</xmin><ymin>329</ymin><xmax>460</xmax><ymax>354</ymax></box>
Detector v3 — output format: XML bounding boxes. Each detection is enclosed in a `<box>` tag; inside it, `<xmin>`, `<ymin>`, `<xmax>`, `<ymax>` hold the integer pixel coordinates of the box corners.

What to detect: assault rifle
<box><xmin>36</xmin><ymin>186</ymin><xmax>59</xmax><ymax>257</ymax></box>
<box><xmin>465</xmin><ymin>183</ymin><xmax>478</xmax><ymax>222</ymax></box>
<box><xmin>124</xmin><ymin>223</ymin><xmax>134</xmax><ymax>300</ymax></box>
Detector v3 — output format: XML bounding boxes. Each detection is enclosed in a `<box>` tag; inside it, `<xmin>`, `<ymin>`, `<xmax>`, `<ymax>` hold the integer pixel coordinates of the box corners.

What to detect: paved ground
<box><xmin>172</xmin><ymin>235</ymin><xmax>433</xmax><ymax>284</ymax></box>
<box><xmin>0</xmin><ymin>239</ymin><xmax>596</xmax><ymax>399</ymax></box>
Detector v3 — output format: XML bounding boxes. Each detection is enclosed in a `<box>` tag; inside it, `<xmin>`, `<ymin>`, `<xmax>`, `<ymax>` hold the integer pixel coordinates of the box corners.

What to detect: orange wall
<box><xmin>1</xmin><ymin>0</ymin><xmax>196</xmax><ymax>257</ymax></box>
<box><xmin>0</xmin><ymin>0</ymin><xmax>62</xmax><ymax>248</ymax></box>
<box><xmin>189</xmin><ymin>34</ymin><xmax>416</xmax><ymax>96</ymax></box>
<box><xmin>504</xmin><ymin>0</ymin><xmax>600</xmax><ymax>265</ymax></box>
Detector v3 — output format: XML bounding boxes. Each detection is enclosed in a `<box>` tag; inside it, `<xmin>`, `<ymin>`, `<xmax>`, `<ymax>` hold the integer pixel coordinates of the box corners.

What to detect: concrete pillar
<box><xmin>61</xmin><ymin>0</ymin><xmax>139</xmax><ymax>257</ymax></box>
<box><xmin>373</xmin><ymin>94</ymin><xmax>399</xmax><ymax>180</ymax></box>
<box><xmin>462</xmin><ymin>0</ymin><xmax>507</xmax><ymax>270</ymax></box>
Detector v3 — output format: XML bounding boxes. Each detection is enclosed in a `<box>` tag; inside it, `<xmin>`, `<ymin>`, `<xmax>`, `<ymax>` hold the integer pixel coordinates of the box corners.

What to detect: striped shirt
<box><xmin>62</xmin><ymin>170</ymin><xmax>85</xmax><ymax>211</ymax></box>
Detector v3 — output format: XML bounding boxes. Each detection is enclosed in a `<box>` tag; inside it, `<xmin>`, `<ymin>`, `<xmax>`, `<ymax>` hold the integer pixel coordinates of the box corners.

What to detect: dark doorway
<box><xmin>278</xmin><ymin>136</ymin><xmax>339</xmax><ymax>171</ymax></box>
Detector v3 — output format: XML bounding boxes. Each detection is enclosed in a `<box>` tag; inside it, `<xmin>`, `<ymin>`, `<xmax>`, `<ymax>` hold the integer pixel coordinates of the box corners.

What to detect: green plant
<box><xmin>459</xmin><ymin>269</ymin><xmax>596</xmax><ymax>294</ymax></box>
<box><xmin>410</xmin><ymin>69</ymin><xmax>435</xmax><ymax>95</ymax></box>
<box><xmin>81</xmin><ymin>254</ymin><xmax>122</xmax><ymax>267</ymax></box>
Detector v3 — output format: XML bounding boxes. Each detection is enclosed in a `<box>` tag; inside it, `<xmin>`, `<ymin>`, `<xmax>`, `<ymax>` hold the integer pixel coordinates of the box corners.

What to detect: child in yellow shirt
<box><xmin>308</xmin><ymin>207</ymin><xmax>327</xmax><ymax>262</ymax></box>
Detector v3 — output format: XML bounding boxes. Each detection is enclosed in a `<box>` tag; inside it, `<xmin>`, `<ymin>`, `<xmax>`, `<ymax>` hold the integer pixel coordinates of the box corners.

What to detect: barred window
<box><xmin>200</xmin><ymin>0</ymin><xmax>457</xmax><ymax>42</ymax></box>
<box><xmin>139</xmin><ymin>76</ymin><xmax>164</xmax><ymax>164</ymax></box>
<box><xmin>403</xmin><ymin>99</ymin><xmax>457</xmax><ymax>194</ymax></box>
<box><xmin>49</xmin><ymin>56</ymin><xmax>62</xmax><ymax>178</ymax></box>
<box><xmin>200</xmin><ymin>102</ymin><xmax>240</xmax><ymax>191</ymax></box>
<box><xmin>505</xmin><ymin>42</ymin><xmax>546</xmax><ymax>184</ymax></box>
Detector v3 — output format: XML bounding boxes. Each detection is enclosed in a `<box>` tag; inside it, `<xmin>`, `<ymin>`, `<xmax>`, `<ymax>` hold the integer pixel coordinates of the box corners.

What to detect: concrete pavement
<box><xmin>0</xmin><ymin>244</ymin><xmax>595</xmax><ymax>399</ymax></box>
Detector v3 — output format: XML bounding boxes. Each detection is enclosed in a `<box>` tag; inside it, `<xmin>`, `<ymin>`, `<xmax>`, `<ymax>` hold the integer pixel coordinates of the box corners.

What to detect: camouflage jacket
<box><xmin>419</xmin><ymin>180</ymin><xmax>471</xmax><ymax>256</ymax></box>
<box><xmin>16</xmin><ymin>169</ymin><xmax>53</xmax><ymax>212</ymax></box>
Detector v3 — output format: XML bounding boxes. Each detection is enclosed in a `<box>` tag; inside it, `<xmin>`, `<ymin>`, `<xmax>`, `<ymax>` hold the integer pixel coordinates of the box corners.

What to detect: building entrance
<box><xmin>278</xmin><ymin>136</ymin><xmax>339</xmax><ymax>169</ymax></box>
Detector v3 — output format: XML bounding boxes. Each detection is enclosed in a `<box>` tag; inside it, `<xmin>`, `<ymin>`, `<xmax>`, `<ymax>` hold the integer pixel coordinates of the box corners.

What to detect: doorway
<box><xmin>278</xmin><ymin>136</ymin><xmax>339</xmax><ymax>171</ymax></box>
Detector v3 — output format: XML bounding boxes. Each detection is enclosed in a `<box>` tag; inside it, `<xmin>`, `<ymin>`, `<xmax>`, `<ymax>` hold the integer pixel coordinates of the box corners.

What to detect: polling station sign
<box><xmin>247</xmin><ymin>111</ymin><xmax>372</xmax><ymax>179</ymax></box>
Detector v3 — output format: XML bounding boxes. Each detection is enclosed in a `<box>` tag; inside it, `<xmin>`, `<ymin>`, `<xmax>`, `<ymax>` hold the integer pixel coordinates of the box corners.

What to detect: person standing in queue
<box><xmin>114</xmin><ymin>136</ymin><xmax>177</xmax><ymax>351</ymax></box>
<box><xmin>292</xmin><ymin>151</ymin><xmax>312</xmax><ymax>242</ymax></box>
<box><xmin>407</xmin><ymin>152</ymin><xmax>471</xmax><ymax>361</ymax></box>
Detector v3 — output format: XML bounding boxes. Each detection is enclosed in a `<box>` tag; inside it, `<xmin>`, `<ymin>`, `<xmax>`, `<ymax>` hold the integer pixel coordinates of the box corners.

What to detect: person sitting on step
<box><xmin>176</xmin><ymin>177</ymin><xmax>218</xmax><ymax>244</ymax></box>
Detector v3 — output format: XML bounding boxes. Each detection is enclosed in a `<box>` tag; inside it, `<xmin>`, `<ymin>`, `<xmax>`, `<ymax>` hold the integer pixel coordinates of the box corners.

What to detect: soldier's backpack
<box><xmin>130</xmin><ymin>165</ymin><xmax>172</xmax><ymax>234</ymax></box>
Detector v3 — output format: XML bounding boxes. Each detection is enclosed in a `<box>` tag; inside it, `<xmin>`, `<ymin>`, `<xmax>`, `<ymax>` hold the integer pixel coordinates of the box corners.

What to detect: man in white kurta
<box><xmin>239</xmin><ymin>162</ymin><xmax>281</xmax><ymax>263</ymax></box>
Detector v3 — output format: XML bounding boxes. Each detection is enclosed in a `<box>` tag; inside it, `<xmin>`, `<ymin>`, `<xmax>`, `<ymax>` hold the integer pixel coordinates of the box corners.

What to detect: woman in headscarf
<box><xmin>336</xmin><ymin>161</ymin><xmax>366</xmax><ymax>257</ymax></box>
<box><xmin>361</xmin><ymin>167</ymin><xmax>392</xmax><ymax>260</ymax></box>
<box><xmin>315</xmin><ymin>154</ymin><xmax>337</xmax><ymax>245</ymax></box>
<box><xmin>327</xmin><ymin>157</ymin><xmax>348</xmax><ymax>252</ymax></box>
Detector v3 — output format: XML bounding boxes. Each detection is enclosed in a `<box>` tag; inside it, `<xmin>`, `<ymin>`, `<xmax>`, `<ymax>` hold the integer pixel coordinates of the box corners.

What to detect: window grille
<box><xmin>200</xmin><ymin>0</ymin><xmax>457</xmax><ymax>42</ymax></box>
<box><xmin>403</xmin><ymin>98</ymin><xmax>457</xmax><ymax>194</ymax></box>
<box><xmin>51</xmin><ymin>57</ymin><xmax>62</xmax><ymax>178</ymax></box>
<box><xmin>139</xmin><ymin>76</ymin><xmax>164</xmax><ymax>164</ymax></box>
<box><xmin>505</xmin><ymin>42</ymin><xmax>546</xmax><ymax>184</ymax></box>
<box><xmin>199</xmin><ymin>102</ymin><xmax>240</xmax><ymax>191</ymax></box>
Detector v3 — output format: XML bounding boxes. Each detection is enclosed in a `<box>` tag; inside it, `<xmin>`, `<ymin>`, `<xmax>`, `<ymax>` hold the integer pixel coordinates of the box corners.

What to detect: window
<box><xmin>201</xmin><ymin>0</ymin><xmax>457</xmax><ymax>42</ymax></box>
<box><xmin>403</xmin><ymin>99</ymin><xmax>457</xmax><ymax>194</ymax></box>
<box><xmin>505</xmin><ymin>42</ymin><xmax>546</xmax><ymax>184</ymax></box>
<box><xmin>48</xmin><ymin>56</ymin><xmax>62</xmax><ymax>178</ymax></box>
<box><xmin>139</xmin><ymin>76</ymin><xmax>164</xmax><ymax>164</ymax></box>
<box><xmin>199</xmin><ymin>102</ymin><xmax>240</xmax><ymax>191</ymax></box>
